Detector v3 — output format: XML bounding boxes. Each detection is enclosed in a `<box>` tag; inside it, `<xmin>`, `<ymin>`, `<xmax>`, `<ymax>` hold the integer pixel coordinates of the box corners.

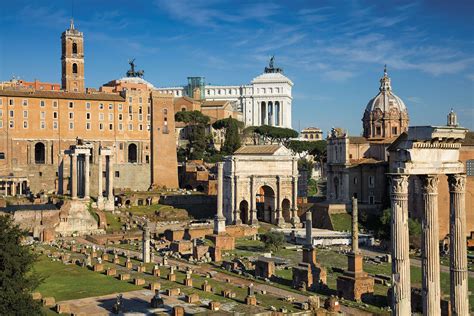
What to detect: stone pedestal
<box><xmin>119</xmin><ymin>273</ymin><xmax>130</xmax><ymax>281</ymax></box>
<box><xmin>134</xmin><ymin>278</ymin><xmax>145</xmax><ymax>286</ymax></box>
<box><xmin>336</xmin><ymin>254</ymin><xmax>374</xmax><ymax>301</ymax></box>
<box><xmin>245</xmin><ymin>295</ymin><xmax>257</xmax><ymax>306</ymax></box>
<box><xmin>206</xmin><ymin>234</ymin><xmax>235</xmax><ymax>250</ymax></box>
<box><xmin>106</xmin><ymin>268</ymin><xmax>116</xmax><ymax>276</ymax></box>
<box><xmin>302</xmin><ymin>246</ymin><xmax>317</xmax><ymax>266</ymax></box>
<box><xmin>168</xmin><ymin>273</ymin><xmax>176</xmax><ymax>282</ymax></box>
<box><xmin>186</xmin><ymin>293</ymin><xmax>199</xmax><ymax>303</ymax></box>
<box><xmin>152</xmin><ymin>266</ymin><xmax>161</xmax><ymax>277</ymax></box>
<box><xmin>184</xmin><ymin>277</ymin><xmax>193</xmax><ymax>287</ymax></box>
<box><xmin>172</xmin><ymin>306</ymin><xmax>184</xmax><ymax>316</ymax></box>
<box><xmin>93</xmin><ymin>264</ymin><xmax>104</xmax><ymax>272</ymax></box>
<box><xmin>202</xmin><ymin>280</ymin><xmax>212</xmax><ymax>292</ymax></box>
<box><xmin>125</xmin><ymin>261</ymin><xmax>133</xmax><ymax>270</ymax></box>
<box><xmin>209</xmin><ymin>301</ymin><xmax>221</xmax><ymax>311</ymax></box>
<box><xmin>150</xmin><ymin>282</ymin><xmax>161</xmax><ymax>291</ymax></box>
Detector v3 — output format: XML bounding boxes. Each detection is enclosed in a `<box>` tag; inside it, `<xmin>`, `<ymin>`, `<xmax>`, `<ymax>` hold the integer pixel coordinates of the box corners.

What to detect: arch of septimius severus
<box><xmin>388</xmin><ymin>121</ymin><xmax>469</xmax><ymax>316</ymax></box>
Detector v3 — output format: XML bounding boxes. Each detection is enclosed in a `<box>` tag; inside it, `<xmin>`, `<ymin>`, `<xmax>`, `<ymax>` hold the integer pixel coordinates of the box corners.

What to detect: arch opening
<box><xmin>34</xmin><ymin>142</ymin><xmax>45</xmax><ymax>164</ymax></box>
<box><xmin>282</xmin><ymin>198</ymin><xmax>291</xmax><ymax>222</ymax></box>
<box><xmin>128</xmin><ymin>143</ymin><xmax>138</xmax><ymax>163</ymax></box>
<box><xmin>256</xmin><ymin>185</ymin><xmax>275</xmax><ymax>223</ymax></box>
<box><xmin>239</xmin><ymin>200</ymin><xmax>249</xmax><ymax>224</ymax></box>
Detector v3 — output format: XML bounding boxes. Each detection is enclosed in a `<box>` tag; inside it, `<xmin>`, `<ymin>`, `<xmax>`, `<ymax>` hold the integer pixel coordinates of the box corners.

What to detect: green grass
<box><xmin>104</xmin><ymin>212</ymin><xmax>123</xmax><ymax>233</ymax></box>
<box><xmin>33</xmin><ymin>256</ymin><xmax>140</xmax><ymax>301</ymax></box>
<box><xmin>330</xmin><ymin>213</ymin><xmax>352</xmax><ymax>231</ymax></box>
<box><xmin>308</xmin><ymin>178</ymin><xmax>318</xmax><ymax>196</ymax></box>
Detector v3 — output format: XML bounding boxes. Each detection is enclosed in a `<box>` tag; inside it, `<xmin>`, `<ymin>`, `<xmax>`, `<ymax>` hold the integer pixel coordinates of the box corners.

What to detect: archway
<box><xmin>256</xmin><ymin>185</ymin><xmax>275</xmax><ymax>223</ymax></box>
<box><xmin>34</xmin><ymin>142</ymin><xmax>45</xmax><ymax>164</ymax></box>
<box><xmin>128</xmin><ymin>143</ymin><xmax>138</xmax><ymax>163</ymax></box>
<box><xmin>282</xmin><ymin>198</ymin><xmax>291</xmax><ymax>222</ymax></box>
<box><xmin>72</xmin><ymin>42</ymin><xmax>78</xmax><ymax>54</ymax></box>
<box><xmin>239</xmin><ymin>200</ymin><xmax>249</xmax><ymax>224</ymax></box>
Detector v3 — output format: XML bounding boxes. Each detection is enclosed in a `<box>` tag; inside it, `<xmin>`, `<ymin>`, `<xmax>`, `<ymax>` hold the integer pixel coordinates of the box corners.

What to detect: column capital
<box><xmin>420</xmin><ymin>174</ymin><xmax>439</xmax><ymax>194</ymax></box>
<box><xmin>448</xmin><ymin>174</ymin><xmax>466</xmax><ymax>193</ymax></box>
<box><xmin>389</xmin><ymin>174</ymin><xmax>409</xmax><ymax>194</ymax></box>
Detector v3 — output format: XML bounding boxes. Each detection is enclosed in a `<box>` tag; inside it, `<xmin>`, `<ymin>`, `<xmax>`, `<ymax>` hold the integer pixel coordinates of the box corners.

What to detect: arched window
<box><xmin>34</xmin><ymin>142</ymin><xmax>45</xmax><ymax>164</ymax></box>
<box><xmin>128</xmin><ymin>144</ymin><xmax>138</xmax><ymax>163</ymax></box>
<box><xmin>72</xmin><ymin>42</ymin><xmax>78</xmax><ymax>54</ymax></box>
<box><xmin>72</xmin><ymin>63</ymin><xmax>78</xmax><ymax>74</ymax></box>
<box><xmin>163</xmin><ymin>109</ymin><xmax>168</xmax><ymax>115</ymax></box>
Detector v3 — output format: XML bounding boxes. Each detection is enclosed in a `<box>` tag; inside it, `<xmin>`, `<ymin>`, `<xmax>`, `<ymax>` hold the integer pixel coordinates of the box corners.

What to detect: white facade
<box><xmin>156</xmin><ymin>67</ymin><xmax>293</xmax><ymax>128</ymax></box>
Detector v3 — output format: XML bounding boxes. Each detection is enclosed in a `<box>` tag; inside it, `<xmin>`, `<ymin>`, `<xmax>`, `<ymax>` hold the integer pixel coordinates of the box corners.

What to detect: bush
<box><xmin>261</xmin><ymin>231</ymin><xmax>285</xmax><ymax>252</ymax></box>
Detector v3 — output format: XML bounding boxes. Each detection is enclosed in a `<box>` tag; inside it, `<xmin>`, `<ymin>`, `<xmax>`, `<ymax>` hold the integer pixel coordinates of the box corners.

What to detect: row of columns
<box><xmin>390</xmin><ymin>173</ymin><xmax>468</xmax><ymax>316</ymax></box>
<box><xmin>97</xmin><ymin>150</ymin><xmax>114</xmax><ymax>211</ymax></box>
<box><xmin>70</xmin><ymin>152</ymin><xmax>90</xmax><ymax>199</ymax></box>
<box><xmin>260</xmin><ymin>101</ymin><xmax>282</xmax><ymax>126</ymax></box>
<box><xmin>1</xmin><ymin>180</ymin><xmax>27</xmax><ymax>196</ymax></box>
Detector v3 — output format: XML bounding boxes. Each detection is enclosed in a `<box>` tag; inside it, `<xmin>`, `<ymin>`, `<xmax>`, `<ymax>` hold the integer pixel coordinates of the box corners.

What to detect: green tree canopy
<box><xmin>252</xmin><ymin>125</ymin><xmax>299</xmax><ymax>146</ymax></box>
<box><xmin>220</xmin><ymin>117</ymin><xmax>242</xmax><ymax>155</ymax></box>
<box><xmin>261</xmin><ymin>231</ymin><xmax>286</xmax><ymax>252</ymax></box>
<box><xmin>175</xmin><ymin>111</ymin><xmax>211</xmax><ymax>160</ymax></box>
<box><xmin>212</xmin><ymin>117</ymin><xmax>244</xmax><ymax>130</ymax></box>
<box><xmin>288</xmin><ymin>140</ymin><xmax>326</xmax><ymax>159</ymax></box>
<box><xmin>0</xmin><ymin>216</ymin><xmax>41</xmax><ymax>315</ymax></box>
<box><xmin>175</xmin><ymin>110</ymin><xmax>210</xmax><ymax>126</ymax></box>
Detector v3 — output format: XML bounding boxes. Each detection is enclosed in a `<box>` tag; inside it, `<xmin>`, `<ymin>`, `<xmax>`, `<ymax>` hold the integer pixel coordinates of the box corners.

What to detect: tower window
<box><xmin>72</xmin><ymin>63</ymin><xmax>78</xmax><ymax>74</ymax></box>
<box><xmin>72</xmin><ymin>42</ymin><xmax>78</xmax><ymax>54</ymax></box>
<box><xmin>392</xmin><ymin>126</ymin><xmax>398</xmax><ymax>135</ymax></box>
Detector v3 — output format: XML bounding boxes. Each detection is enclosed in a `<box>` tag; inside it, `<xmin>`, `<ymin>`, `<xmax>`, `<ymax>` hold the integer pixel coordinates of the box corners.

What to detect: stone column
<box><xmin>107</xmin><ymin>155</ymin><xmax>114</xmax><ymax>202</ymax></box>
<box><xmin>18</xmin><ymin>181</ymin><xmax>23</xmax><ymax>195</ymax></box>
<box><xmin>305</xmin><ymin>211</ymin><xmax>312</xmax><ymax>246</ymax></box>
<box><xmin>291</xmin><ymin>175</ymin><xmax>300</xmax><ymax>226</ymax></box>
<box><xmin>448</xmin><ymin>174</ymin><xmax>468</xmax><ymax>316</ymax></box>
<box><xmin>97</xmin><ymin>153</ymin><xmax>104</xmax><ymax>206</ymax></box>
<box><xmin>5</xmin><ymin>181</ymin><xmax>9</xmax><ymax>196</ymax></box>
<box><xmin>420</xmin><ymin>175</ymin><xmax>441</xmax><ymax>316</ymax></box>
<box><xmin>230</xmin><ymin>171</ymin><xmax>235</xmax><ymax>224</ymax></box>
<box><xmin>142</xmin><ymin>222</ymin><xmax>151</xmax><ymax>263</ymax></box>
<box><xmin>84</xmin><ymin>153</ymin><xmax>90</xmax><ymax>199</ymax></box>
<box><xmin>214</xmin><ymin>162</ymin><xmax>226</xmax><ymax>234</ymax></box>
<box><xmin>275</xmin><ymin>176</ymin><xmax>285</xmax><ymax>226</ymax></box>
<box><xmin>233</xmin><ymin>175</ymin><xmax>242</xmax><ymax>225</ymax></box>
<box><xmin>249</xmin><ymin>176</ymin><xmax>258</xmax><ymax>225</ymax></box>
<box><xmin>58</xmin><ymin>153</ymin><xmax>64</xmax><ymax>195</ymax></box>
<box><xmin>389</xmin><ymin>174</ymin><xmax>411</xmax><ymax>315</ymax></box>
<box><xmin>71</xmin><ymin>153</ymin><xmax>78</xmax><ymax>199</ymax></box>
<box><xmin>351</xmin><ymin>197</ymin><xmax>359</xmax><ymax>254</ymax></box>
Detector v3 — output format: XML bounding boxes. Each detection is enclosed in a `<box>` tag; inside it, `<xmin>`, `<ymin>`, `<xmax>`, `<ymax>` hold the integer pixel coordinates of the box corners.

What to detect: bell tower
<box><xmin>61</xmin><ymin>19</ymin><xmax>85</xmax><ymax>92</ymax></box>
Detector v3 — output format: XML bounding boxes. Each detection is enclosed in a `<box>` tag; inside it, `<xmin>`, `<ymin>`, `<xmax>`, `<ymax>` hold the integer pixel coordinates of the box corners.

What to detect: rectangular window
<box><xmin>369</xmin><ymin>196</ymin><xmax>375</xmax><ymax>204</ymax></box>
<box><xmin>9</xmin><ymin>99</ymin><xmax>14</xmax><ymax>106</ymax></box>
<box><xmin>23</xmin><ymin>121</ymin><xmax>28</xmax><ymax>128</ymax></box>
<box><xmin>0</xmin><ymin>153</ymin><xmax>5</xmax><ymax>159</ymax></box>
<box><xmin>23</xmin><ymin>110</ymin><xmax>28</xmax><ymax>118</ymax></box>
<box><xmin>118</xmin><ymin>103</ymin><xmax>123</xmax><ymax>111</ymax></box>
<box><xmin>115</xmin><ymin>171</ymin><xmax>120</xmax><ymax>177</ymax></box>
<box><xmin>40</xmin><ymin>121</ymin><xmax>45</xmax><ymax>129</ymax></box>
<box><xmin>376</xmin><ymin>126</ymin><xmax>381</xmax><ymax>135</ymax></box>
<box><xmin>40</xmin><ymin>100</ymin><xmax>45</xmax><ymax>107</ymax></box>
<box><xmin>22</xmin><ymin>99</ymin><xmax>28</xmax><ymax>106</ymax></box>
<box><xmin>99</xmin><ymin>103</ymin><xmax>104</xmax><ymax>110</ymax></box>
<box><xmin>128</xmin><ymin>123</ymin><xmax>133</xmax><ymax>131</ymax></box>
<box><xmin>392</xmin><ymin>126</ymin><xmax>398</xmax><ymax>135</ymax></box>
<box><xmin>0</xmin><ymin>121</ymin><xmax>3</xmax><ymax>128</ymax></box>
<box><xmin>53</xmin><ymin>101</ymin><xmax>58</xmax><ymax>108</ymax></box>
<box><xmin>40</xmin><ymin>111</ymin><xmax>45</xmax><ymax>119</ymax></box>
<box><xmin>118</xmin><ymin>114</ymin><xmax>123</xmax><ymax>121</ymax></box>
<box><xmin>86</xmin><ymin>122</ymin><xmax>91</xmax><ymax>130</ymax></box>
<box><xmin>147</xmin><ymin>114</ymin><xmax>151</xmax><ymax>121</ymax></box>
<box><xmin>0</xmin><ymin>99</ymin><xmax>3</xmax><ymax>106</ymax></box>
<box><xmin>108</xmin><ymin>103</ymin><xmax>113</xmax><ymax>110</ymax></box>
<box><xmin>99</xmin><ymin>113</ymin><xmax>104</xmax><ymax>121</ymax></box>
<box><xmin>86</xmin><ymin>113</ymin><xmax>91</xmax><ymax>120</ymax></box>
<box><xmin>128</xmin><ymin>105</ymin><xmax>132</xmax><ymax>113</ymax></box>
<box><xmin>9</xmin><ymin>121</ymin><xmax>14</xmax><ymax>128</ymax></box>
<box><xmin>69</xmin><ymin>112</ymin><xmax>74</xmax><ymax>119</ymax></box>
<box><xmin>86</xmin><ymin>102</ymin><xmax>91</xmax><ymax>109</ymax></box>
<box><xmin>138</xmin><ymin>114</ymin><xmax>143</xmax><ymax>121</ymax></box>
<box><xmin>0</xmin><ymin>109</ymin><xmax>2</xmax><ymax>116</ymax></box>
<box><xmin>53</xmin><ymin>121</ymin><xmax>58</xmax><ymax>129</ymax></box>
<box><xmin>466</xmin><ymin>160</ymin><xmax>474</xmax><ymax>176</ymax></box>
<box><xmin>147</xmin><ymin>124</ymin><xmax>150</xmax><ymax>131</ymax></box>
<box><xmin>99</xmin><ymin>123</ymin><xmax>104</xmax><ymax>130</ymax></box>
<box><xmin>69</xmin><ymin>122</ymin><xmax>73</xmax><ymax>129</ymax></box>
<box><xmin>9</xmin><ymin>110</ymin><xmax>14</xmax><ymax>118</ymax></box>
<box><xmin>108</xmin><ymin>113</ymin><xmax>113</xmax><ymax>121</ymax></box>
<box><xmin>118</xmin><ymin>123</ymin><xmax>123</xmax><ymax>131</ymax></box>
<box><xmin>128</xmin><ymin>114</ymin><xmax>133</xmax><ymax>121</ymax></box>
<box><xmin>128</xmin><ymin>97</ymin><xmax>132</xmax><ymax>103</ymax></box>
<box><xmin>69</xmin><ymin>101</ymin><xmax>74</xmax><ymax>108</ymax></box>
<box><xmin>109</xmin><ymin>123</ymin><xmax>113</xmax><ymax>130</ymax></box>
<box><xmin>369</xmin><ymin>176</ymin><xmax>375</xmax><ymax>188</ymax></box>
<box><xmin>53</xmin><ymin>112</ymin><xmax>58</xmax><ymax>119</ymax></box>
<box><xmin>139</xmin><ymin>124</ymin><xmax>143</xmax><ymax>131</ymax></box>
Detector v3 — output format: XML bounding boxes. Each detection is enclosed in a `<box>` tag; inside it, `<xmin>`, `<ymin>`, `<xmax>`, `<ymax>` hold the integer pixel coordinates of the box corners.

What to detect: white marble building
<box><xmin>156</xmin><ymin>58</ymin><xmax>293</xmax><ymax>128</ymax></box>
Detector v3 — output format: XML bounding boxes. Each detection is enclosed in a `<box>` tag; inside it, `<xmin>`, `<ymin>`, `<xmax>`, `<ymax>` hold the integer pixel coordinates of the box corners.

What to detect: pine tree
<box><xmin>222</xmin><ymin>118</ymin><xmax>241</xmax><ymax>155</ymax></box>
<box><xmin>0</xmin><ymin>216</ymin><xmax>41</xmax><ymax>315</ymax></box>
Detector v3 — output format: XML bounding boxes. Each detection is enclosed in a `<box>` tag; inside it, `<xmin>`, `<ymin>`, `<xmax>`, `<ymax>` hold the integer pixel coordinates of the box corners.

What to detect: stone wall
<box><xmin>159</xmin><ymin>194</ymin><xmax>216</xmax><ymax>219</ymax></box>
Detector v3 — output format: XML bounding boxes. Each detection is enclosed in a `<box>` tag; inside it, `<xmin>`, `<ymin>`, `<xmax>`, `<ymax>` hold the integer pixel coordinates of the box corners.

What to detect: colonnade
<box><xmin>69</xmin><ymin>146</ymin><xmax>91</xmax><ymax>199</ymax></box>
<box><xmin>97</xmin><ymin>147</ymin><xmax>114</xmax><ymax>211</ymax></box>
<box><xmin>0</xmin><ymin>178</ymin><xmax>28</xmax><ymax>196</ymax></box>
<box><xmin>260</xmin><ymin>101</ymin><xmax>283</xmax><ymax>126</ymax></box>
<box><xmin>389</xmin><ymin>173</ymin><xmax>468</xmax><ymax>316</ymax></box>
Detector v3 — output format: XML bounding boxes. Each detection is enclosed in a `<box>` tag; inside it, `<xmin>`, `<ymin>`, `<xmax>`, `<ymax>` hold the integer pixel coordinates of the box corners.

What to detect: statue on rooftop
<box><xmin>126</xmin><ymin>59</ymin><xmax>144</xmax><ymax>78</ymax></box>
<box><xmin>264</xmin><ymin>56</ymin><xmax>283</xmax><ymax>74</ymax></box>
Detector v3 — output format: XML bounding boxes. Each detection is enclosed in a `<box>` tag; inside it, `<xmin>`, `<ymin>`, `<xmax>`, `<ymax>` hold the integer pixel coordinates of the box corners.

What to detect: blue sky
<box><xmin>0</xmin><ymin>0</ymin><xmax>473</xmax><ymax>134</ymax></box>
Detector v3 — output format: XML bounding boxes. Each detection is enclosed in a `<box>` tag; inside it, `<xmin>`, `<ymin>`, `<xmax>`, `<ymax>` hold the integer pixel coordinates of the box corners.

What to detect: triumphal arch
<box><xmin>387</xmin><ymin>121</ymin><xmax>469</xmax><ymax>316</ymax></box>
<box><xmin>222</xmin><ymin>145</ymin><xmax>300</xmax><ymax>227</ymax></box>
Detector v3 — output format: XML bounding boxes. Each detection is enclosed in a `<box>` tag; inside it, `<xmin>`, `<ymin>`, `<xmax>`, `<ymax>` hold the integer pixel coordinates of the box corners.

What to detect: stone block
<box><xmin>114</xmin><ymin>257</ymin><xmax>121</xmax><ymax>264</ymax></box>
<box><xmin>125</xmin><ymin>261</ymin><xmax>133</xmax><ymax>269</ymax></box>
<box><xmin>206</xmin><ymin>234</ymin><xmax>235</xmax><ymax>250</ymax></box>
<box><xmin>222</xmin><ymin>289</ymin><xmax>236</xmax><ymax>298</ymax></box>
<box><xmin>134</xmin><ymin>278</ymin><xmax>145</xmax><ymax>286</ymax></box>
<box><xmin>193</xmin><ymin>245</ymin><xmax>209</xmax><ymax>260</ymax></box>
<box><xmin>336</xmin><ymin>271</ymin><xmax>374</xmax><ymax>301</ymax></box>
<box><xmin>201</xmin><ymin>281</ymin><xmax>212</xmax><ymax>292</ymax></box>
<box><xmin>150</xmin><ymin>282</ymin><xmax>161</xmax><ymax>291</ymax></box>
<box><xmin>172</xmin><ymin>306</ymin><xmax>185</xmax><ymax>316</ymax></box>
<box><xmin>152</xmin><ymin>267</ymin><xmax>161</xmax><ymax>277</ymax></box>
<box><xmin>170</xmin><ymin>240</ymin><xmax>193</xmax><ymax>255</ymax></box>
<box><xmin>210</xmin><ymin>247</ymin><xmax>222</xmax><ymax>262</ymax></box>
<box><xmin>168</xmin><ymin>273</ymin><xmax>176</xmax><ymax>282</ymax></box>
<box><xmin>324</xmin><ymin>296</ymin><xmax>340</xmax><ymax>313</ymax></box>
<box><xmin>167</xmin><ymin>288</ymin><xmax>181</xmax><ymax>296</ymax></box>
<box><xmin>245</xmin><ymin>295</ymin><xmax>257</xmax><ymax>306</ymax></box>
<box><xmin>119</xmin><ymin>273</ymin><xmax>130</xmax><ymax>281</ymax></box>
<box><xmin>137</xmin><ymin>265</ymin><xmax>146</xmax><ymax>273</ymax></box>
<box><xmin>208</xmin><ymin>301</ymin><xmax>221</xmax><ymax>311</ymax></box>
<box><xmin>55</xmin><ymin>303</ymin><xmax>70</xmax><ymax>314</ymax></box>
<box><xmin>101</xmin><ymin>254</ymin><xmax>109</xmax><ymax>261</ymax></box>
<box><xmin>42</xmin><ymin>297</ymin><xmax>55</xmax><ymax>307</ymax></box>
<box><xmin>185</xmin><ymin>293</ymin><xmax>200</xmax><ymax>303</ymax></box>
<box><xmin>32</xmin><ymin>292</ymin><xmax>42</xmax><ymax>300</ymax></box>
<box><xmin>93</xmin><ymin>264</ymin><xmax>104</xmax><ymax>272</ymax></box>
<box><xmin>184</xmin><ymin>278</ymin><xmax>193</xmax><ymax>287</ymax></box>
<box><xmin>255</xmin><ymin>258</ymin><xmax>275</xmax><ymax>279</ymax></box>
<box><xmin>106</xmin><ymin>268</ymin><xmax>116</xmax><ymax>276</ymax></box>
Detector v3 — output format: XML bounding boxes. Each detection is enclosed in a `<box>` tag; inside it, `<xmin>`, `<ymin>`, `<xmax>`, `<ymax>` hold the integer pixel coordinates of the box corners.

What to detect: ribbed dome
<box><xmin>365</xmin><ymin>67</ymin><xmax>406</xmax><ymax>113</ymax></box>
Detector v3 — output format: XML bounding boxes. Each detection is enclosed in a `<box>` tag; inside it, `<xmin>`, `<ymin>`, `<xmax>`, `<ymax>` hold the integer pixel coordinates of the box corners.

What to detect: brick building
<box><xmin>0</xmin><ymin>21</ymin><xmax>178</xmax><ymax>196</ymax></box>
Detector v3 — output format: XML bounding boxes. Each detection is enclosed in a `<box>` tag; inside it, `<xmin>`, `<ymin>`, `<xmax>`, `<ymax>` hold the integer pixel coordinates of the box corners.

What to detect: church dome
<box><xmin>364</xmin><ymin>66</ymin><xmax>406</xmax><ymax>113</ymax></box>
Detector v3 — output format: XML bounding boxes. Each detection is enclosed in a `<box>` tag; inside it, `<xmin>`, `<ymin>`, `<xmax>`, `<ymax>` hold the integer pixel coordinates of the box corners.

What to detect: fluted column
<box><xmin>352</xmin><ymin>197</ymin><xmax>359</xmax><ymax>254</ymax></box>
<box><xmin>233</xmin><ymin>175</ymin><xmax>242</xmax><ymax>225</ymax></box>
<box><xmin>276</xmin><ymin>176</ymin><xmax>285</xmax><ymax>226</ymax></box>
<box><xmin>305</xmin><ymin>211</ymin><xmax>312</xmax><ymax>246</ymax></box>
<box><xmin>107</xmin><ymin>155</ymin><xmax>114</xmax><ymax>202</ymax></box>
<box><xmin>448</xmin><ymin>174</ymin><xmax>468</xmax><ymax>316</ymax></box>
<box><xmin>71</xmin><ymin>154</ymin><xmax>78</xmax><ymax>199</ymax></box>
<box><xmin>291</xmin><ymin>175</ymin><xmax>300</xmax><ymax>226</ymax></box>
<box><xmin>389</xmin><ymin>174</ymin><xmax>411</xmax><ymax>315</ymax></box>
<box><xmin>420</xmin><ymin>175</ymin><xmax>440</xmax><ymax>316</ymax></box>
<box><xmin>249</xmin><ymin>176</ymin><xmax>258</xmax><ymax>225</ymax></box>
<box><xmin>97</xmin><ymin>153</ymin><xmax>104</xmax><ymax>205</ymax></box>
<box><xmin>214</xmin><ymin>162</ymin><xmax>226</xmax><ymax>234</ymax></box>
<box><xmin>84</xmin><ymin>153</ymin><xmax>90</xmax><ymax>199</ymax></box>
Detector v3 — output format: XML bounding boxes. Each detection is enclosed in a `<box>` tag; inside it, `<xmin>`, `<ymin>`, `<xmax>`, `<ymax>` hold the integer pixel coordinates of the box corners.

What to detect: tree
<box><xmin>175</xmin><ymin>111</ymin><xmax>211</xmax><ymax>160</ymax></box>
<box><xmin>0</xmin><ymin>216</ymin><xmax>41</xmax><ymax>315</ymax></box>
<box><xmin>253</xmin><ymin>125</ymin><xmax>298</xmax><ymax>146</ymax></box>
<box><xmin>261</xmin><ymin>231</ymin><xmax>286</xmax><ymax>252</ymax></box>
<box><xmin>213</xmin><ymin>117</ymin><xmax>243</xmax><ymax>155</ymax></box>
